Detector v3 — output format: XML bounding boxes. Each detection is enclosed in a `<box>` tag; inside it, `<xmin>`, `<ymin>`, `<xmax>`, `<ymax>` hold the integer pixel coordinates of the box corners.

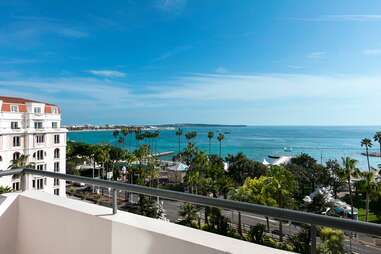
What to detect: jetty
<box><xmin>152</xmin><ymin>151</ymin><xmax>174</xmax><ymax>157</ymax></box>
<box><xmin>361</xmin><ymin>152</ymin><xmax>381</xmax><ymax>158</ymax></box>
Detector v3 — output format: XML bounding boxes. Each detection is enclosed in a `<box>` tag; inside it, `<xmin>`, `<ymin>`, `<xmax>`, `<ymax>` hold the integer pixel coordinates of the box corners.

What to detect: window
<box><xmin>13</xmin><ymin>152</ymin><xmax>21</xmax><ymax>160</ymax></box>
<box><xmin>36</xmin><ymin>135</ymin><xmax>44</xmax><ymax>144</ymax></box>
<box><xmin>34</xmin><ymin>107</ymin><xmax>41</xmax><ymax>114</ymax></box>
<box><xmin>54</xmin><ymin>178</ymin><xmax>59</xmax><ymax>186</ymax></box>
<box><xmin>13</xmin><ymin>136</ymin><xmax>20</xmax><ymax>147</ymax></box>
<box><xmin>11</xmin><ymin>105</ymin><xmax>18</xmax><ymax>112</ymax></box>
<box><xmin>32</xmin><ymin>178</ymin><xmax>44</xmax><ymax>190</ymax></box>
<box><xmin>54</xmin><ymin>148</ymin><xmax>60</xmax><ymax>159</ymax></box>
<box><xmin>11</xmin><ymin>121</ymin><xmax>19</xmax><ymax>129</ymax></box>
<box><xmin>34</xmin><ymin>121</ymin><xmax>43</xmax><ymax>129</ymax></box>
<box><xmin>52</xmin><ymin>107</ymin><xmax>58</xmax><ymax>114</ymax></box>
<box><xmin>52</xmin><ymin>122</ymin><xmax>58</xmax><ymax>128</ymax></box>
<box><xmin>36</xmin><ymin>164</ymin><xmax>45</xmax><ymax>171</ymax></box>
<box><xmin>54</xmin><ymin>134</ymin><xmax>60</xmax><ymax>144</ymax></box>
<box><xmin>36</xmin><ymin>150</ymin><xmax>44</xmax><ymax>160</ymax></box>
<box><xmin>54</xmin><ymin>188</ymin><xmax>59</xmax><ymax>195</ymax></box>
<box><xmin>54</xmin><ymin>162</ymin><xmax>60</xmax><ymax>172</ymax></box>
<box><xmin>12</xmin><ymin>182</ymin><xmax>20</xmax><ymax>191</ymax></box>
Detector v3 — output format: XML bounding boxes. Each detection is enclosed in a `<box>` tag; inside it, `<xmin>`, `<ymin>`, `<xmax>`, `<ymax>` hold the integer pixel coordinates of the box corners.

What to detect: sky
<box><xmin>1</xmin><ymin>0</ymin><xmax>381</xmax><ymax>125</ymax></box>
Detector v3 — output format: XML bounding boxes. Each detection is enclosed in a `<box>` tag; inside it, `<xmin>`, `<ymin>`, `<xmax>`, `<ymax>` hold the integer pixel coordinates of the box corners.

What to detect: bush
<box><xmin>247</xmin><ymin>224</ymin><xmax>266</xmax><ymax>244</ymax></box>
<box><xmin>318</xmin><ymin>227</ymin><xmax>344</xmax><ymax>254</ymax></box>
<box><xmin>0</xmin><ymin>186</ymin><xmax>12</xmax><ymax>194</ymax></box>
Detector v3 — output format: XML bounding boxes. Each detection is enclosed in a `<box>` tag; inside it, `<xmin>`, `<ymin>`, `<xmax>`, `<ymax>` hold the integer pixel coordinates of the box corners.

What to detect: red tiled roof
<box><xmin>0</xmin><ymin>96</ymin><xmax>59</xmax><ymax>113</ymax></box>
<box><xmin>0</xmin><ymin>96</ymin><xmax>57</xmax><ymax>106</ymax></box>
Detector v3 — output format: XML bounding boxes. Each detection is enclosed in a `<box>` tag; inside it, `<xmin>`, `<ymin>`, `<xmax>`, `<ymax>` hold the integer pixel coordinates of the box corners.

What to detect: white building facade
<box><xmin>0</xmin><ymin>96</ymin><xmax>67</xmax><ymax>196</ymax></box>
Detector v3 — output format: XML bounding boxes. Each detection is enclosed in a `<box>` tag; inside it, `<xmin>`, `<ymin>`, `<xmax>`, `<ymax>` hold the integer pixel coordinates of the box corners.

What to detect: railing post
<box><xmin>310</xmin><ymin>224</ymin><xmax>317</xmax><ymax>254</ymax></box>
<box><xmin>112</xmin><ymin>189</ymin><xmax>118</xmax><ymax>214</ymax></box>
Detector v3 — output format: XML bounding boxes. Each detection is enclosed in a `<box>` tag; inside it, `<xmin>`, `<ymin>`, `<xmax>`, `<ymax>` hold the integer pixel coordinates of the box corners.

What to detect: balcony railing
<box><xmin>1</xmin><ymin>168</ymin><xmax>381</xmax><ymax>254</ymax></box>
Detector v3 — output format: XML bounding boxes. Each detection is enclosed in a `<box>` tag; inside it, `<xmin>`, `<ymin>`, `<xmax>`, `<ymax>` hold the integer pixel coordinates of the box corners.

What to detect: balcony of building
<box><xmin>1</xmin><ymin>168</ymin><xmax>381</xmax><ymax>254</ymax></box>
<box><xmin>0</xmin><ymin>191</ymin><xmax>288</xmax><ymax>254</ymax></box>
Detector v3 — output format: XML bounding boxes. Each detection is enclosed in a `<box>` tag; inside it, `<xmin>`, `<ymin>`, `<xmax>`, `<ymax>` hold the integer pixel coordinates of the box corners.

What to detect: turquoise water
<box><xmin>68</xmin><ymin>126</ymin><xmax>381</xmax><ymax>170</ymax></box>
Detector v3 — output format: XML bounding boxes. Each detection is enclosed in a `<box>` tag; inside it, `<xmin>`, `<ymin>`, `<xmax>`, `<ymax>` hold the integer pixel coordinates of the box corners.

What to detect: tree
<box><xmin>217</xmin><ymin>133</ymin><xmax>224</xmax><ymax>157</ymax></box>
<box><xmin>185</xmin><ymin>131</ymin><xmax>197</xmax><ymax>144</ymax></box>
<box><xmin>8</xmin><ymin>154</ymin><xmax>34</xmax><ymax>169</ymax></box>
<box><xmin>226</xmin><ymin>153</ymin><xmax>266</xmax><ymax>185</ymax></box>
<box><xmin>361</xmin><ymin>138</ymin><xmax>373</xmax><ymax>172</ymax></box>
<box><xmin>264</xmin><ymin>166</ymin><xmax>296</xmax><ymax>242</ymax></box>
<box><xmin>247</xmin><ymin>224</ymin><xmax>266</xmax><ymax>244</ymax></box>
<box><xmin>0</xmin><ymin>186</ymin><xmax>12</xmax><ymax>194</ymax></box>
<box><xmin>325</xmin><ymin>159</ymin><xmax>345</xmax><ymax>199</ymax></box>
<box><xmin>207</xmin><ymin>131</ymin><xmax>214</xmax><ymax>154</ymax></box>
<box><xmin>228</xmin><ymin>176</ymin><xmax>276</xmax><ymax>235</ymax></box>
<box><xmin>358</xmin><ymin>171</ymin><xmax>380</xmax><ymax>222</ymax></box>
<box><xmin>121</xmin><ymin>128</ymin><xmax>130</xmax><ymax>149</ymax></box>
<box><xmin>178</xmin><ymin>203</ymin><xmax>199</xmax><ymax>227</ymax></box>
<box><xmin>341</xmin><ymin>157</ymin><xmax>359</xmax><ymax>220</ymax></box>
<box><xmin>374</xmin><ymin>132</ymin><xmax>381</xmax><ymax>156</ymax></box>
<box><xmin>94</xmin><ymin>145</ymin><xmax>111</xmax><ymax>179</ymax></box>
<box><xmin>175</xmin><ymin>128</ymin><xmax>183</xmax><ymax>153</ymax></box>
<box><xmin>318</xmin><ymin>227</ymin><xmax>345</xmax><ymax>254</ymax></box>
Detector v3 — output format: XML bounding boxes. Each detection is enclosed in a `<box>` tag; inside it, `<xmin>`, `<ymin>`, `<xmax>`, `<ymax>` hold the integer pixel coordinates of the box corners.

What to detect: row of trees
<box><xmin>176</xmin><ymin>128</ymin><xmax>225</xmax><ymax>156</ymax></box>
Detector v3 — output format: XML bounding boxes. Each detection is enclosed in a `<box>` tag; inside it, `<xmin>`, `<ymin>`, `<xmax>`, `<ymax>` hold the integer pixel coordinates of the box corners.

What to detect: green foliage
<box><xmin>133</xmin><ymin>195</ymin><xmax>159</xmax><ymax>218</ymax></box>
<box><xmin>287</xmin><ymin>227</ymin><xmax>311</xmax><ymax>254</ymax></box>
<box><xmin>0</xmin><ymin>186</ymin><xmax>12</xmax><ymax>194</ymax></box>
<box><xmin>225</xmin><ymin>153</ymin><xmax>267</xmax><ymax>185</ymax></box>
<box><xmin>318</xmin><ymin>227</ymin><xmax>345</xmax><ymax>254</ymax></box>
<box><xmin>247</xmin><ymin>224</ymin><xmax>266</xmax><ymax>244</ymax></box>
<box><xmin>178</xmin><ymin>203</ymin><xmax>199</xmax><ymax>228</ymax></box>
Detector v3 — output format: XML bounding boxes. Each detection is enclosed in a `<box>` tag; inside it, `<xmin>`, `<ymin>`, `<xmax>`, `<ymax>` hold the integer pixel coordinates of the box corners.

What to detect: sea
<box><xmin>68</xmin><ymin>126</ymin><xmax>381</xmax><ymax>170</ymax></box>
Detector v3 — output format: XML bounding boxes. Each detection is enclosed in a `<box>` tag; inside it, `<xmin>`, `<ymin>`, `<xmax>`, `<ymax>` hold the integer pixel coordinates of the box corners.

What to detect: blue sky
<box><xmin>1</xmin><ymin>0</ymin><xmax>381</xmax><ymax>125</ymax></box>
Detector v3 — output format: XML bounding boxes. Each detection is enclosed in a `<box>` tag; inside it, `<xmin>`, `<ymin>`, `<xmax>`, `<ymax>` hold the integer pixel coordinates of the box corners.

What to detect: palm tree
<box><xmin>94</xmin><ymin>145</ymin><xmax>111</xmax><ymax>180</ymax></box>
<box><xmin>176</xmin><ymin>128</ymin><xmax>183</xmax><ymax>153</ymax></box>
<box><xmin>185</xmin><ymin>131</ymin><xmax>197</xmax><ymax>144</ymax></box>
<box><xmin>361</xmin><ymin>138</ymin><xmax>373</xmax><ymax>172</ymax></box>
<box><xmin>178</xmin><ymin>203</ymin><xmax>199</xmax><ymax>227</ymax></box>
<box><xmin>358</xmin><ymin>171</ymin><xmax>379</xmax><ymax>222</ymax></box>
<box><xmin>121</xmin><ymin>128</ymin><xmax>130</xmax><ymax>150</ymax></box>
<box><xmin>8</xmin><ymin>154</ymin><xmax>33</xmax><ymax>169</ymax></box>
<box><xmin>217</xmin><ymin>133</ymin><xmax>224</xmax><ymax>158</ymax></box>
<box><xmin>207</xmin><ymin>131</ymin><xmax>214</xmax><ymax>155</ymax></box>
<box><xmin>341</xmin><ymin>157</ymin><xmax>359</xmax><ymax>220</ymax></box>
<box><xmin>374</xmin><ymin>132</ymin><xmax>381</xmax><ymax>156</ymax></box>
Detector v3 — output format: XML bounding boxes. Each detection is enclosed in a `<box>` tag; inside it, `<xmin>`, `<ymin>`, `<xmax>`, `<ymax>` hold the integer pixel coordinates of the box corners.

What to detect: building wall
<box><xmin>0</xmin><ymin>99</ymin><xmax>67</xmax><ymax>197</ymax></box>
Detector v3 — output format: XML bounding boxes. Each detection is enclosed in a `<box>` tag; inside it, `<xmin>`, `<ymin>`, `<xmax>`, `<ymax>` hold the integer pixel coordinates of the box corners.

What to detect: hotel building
<box><xmin>0</xmin><ymin>96</ymin><xmax>67</xmax><ymax>196</ymax></box>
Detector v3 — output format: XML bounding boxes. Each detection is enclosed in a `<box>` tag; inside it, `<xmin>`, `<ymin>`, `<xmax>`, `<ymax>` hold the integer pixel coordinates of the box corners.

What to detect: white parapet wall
<box><xmin>0</xmin><ymin>191</ymin><xmax>291</xmax><ymax>254</ymax></box>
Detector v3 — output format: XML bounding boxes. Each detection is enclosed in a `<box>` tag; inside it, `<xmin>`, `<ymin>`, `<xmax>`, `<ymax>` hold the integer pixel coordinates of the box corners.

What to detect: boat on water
<box><xmin>283</xmin><ymin>147</ymin><xmax>293</xmax><ymax>152</ymax></box>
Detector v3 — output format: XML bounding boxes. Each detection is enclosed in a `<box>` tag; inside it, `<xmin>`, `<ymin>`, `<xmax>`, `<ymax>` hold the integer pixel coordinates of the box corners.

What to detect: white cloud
<box><xmin>155</xmin><ymin>0</ymin><xmax>187</xmax><ymax>14</ymax></box>
<box><xmin>146</xmin><ymin>73</ymin><xmax>381</xmax><ymax>103</ymax></box>
<box><xmin>215</xmin><ymin>67</ymin><xmax>229</xmax><ymax>74</ymax></box>
<box><xmin>363</xmin><ymin>49</ymin><xmax>381</xmax><ymax>56</ymax></box>
<box><xmin>294</xmin><ymin>15</ymin><xmax>381</xmax><ymax>22</ymax></box>
<box><xmin>0</xmin><ymin>16</ymin><xmax>88</xmax><ymax>46</ymax></box>
<box><xmin>307</xmin><ymin>52</ymin><xmax>326</xmax><ymax>59</ymax></box>
<box><xmin>1</xmin><ymin>72</ymin><xmax>380</xmax><ymax>124</ymax></box>
<box><xmin>88</xmin><ymin>70</ymin><xmax>126</xmax><ymax>78</ymax></box>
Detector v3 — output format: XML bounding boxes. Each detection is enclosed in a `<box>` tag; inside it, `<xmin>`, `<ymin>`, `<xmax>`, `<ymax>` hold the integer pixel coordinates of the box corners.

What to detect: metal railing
<box><xmin>1</xmin><ymin>168</ymin><xmax>381</xmax><ymax>254</ymax></box>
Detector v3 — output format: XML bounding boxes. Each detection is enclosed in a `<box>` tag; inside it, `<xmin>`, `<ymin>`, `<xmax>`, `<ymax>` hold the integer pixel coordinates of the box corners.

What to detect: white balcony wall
<box><xmin>0</xmin><ymin>192</ymin><xmax>291</xmax><ymax>254</ymax></box>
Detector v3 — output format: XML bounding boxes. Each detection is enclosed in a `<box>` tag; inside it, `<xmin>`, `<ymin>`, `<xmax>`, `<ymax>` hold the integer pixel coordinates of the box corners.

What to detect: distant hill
<box><xmin>154</xmin><ymin>123</ymin><xmax>247</xmax><ymax>128</ymax></box>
